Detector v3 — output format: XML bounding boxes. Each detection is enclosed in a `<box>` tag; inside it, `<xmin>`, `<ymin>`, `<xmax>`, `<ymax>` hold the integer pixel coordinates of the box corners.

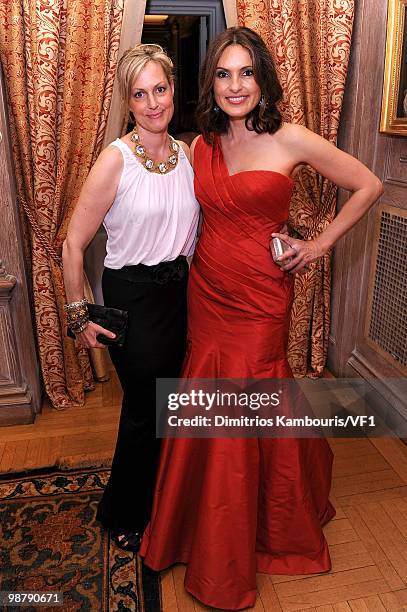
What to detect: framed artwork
<box><xmin>380</xmin><ymin>0</ymin><xmax>407</xmax><ymax>135</ymax></box>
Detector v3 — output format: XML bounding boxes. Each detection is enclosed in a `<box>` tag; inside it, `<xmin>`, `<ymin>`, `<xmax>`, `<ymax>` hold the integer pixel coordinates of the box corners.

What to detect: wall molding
<box><xmin>329</xmin><ymin>0</ymin><xmax>406</xmax><ymax>438</ymax></box>
<box><xmin>0</xmin><ymin>69</ymin><xmax>42</xmax><ymax>425</ymax></box>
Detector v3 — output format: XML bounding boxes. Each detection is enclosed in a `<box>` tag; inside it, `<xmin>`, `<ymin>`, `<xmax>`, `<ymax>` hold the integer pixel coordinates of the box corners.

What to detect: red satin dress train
<box><xmin>140</xmin><ymin>135</ymin><xmax>335</xmax><ymax>610</ymax></box>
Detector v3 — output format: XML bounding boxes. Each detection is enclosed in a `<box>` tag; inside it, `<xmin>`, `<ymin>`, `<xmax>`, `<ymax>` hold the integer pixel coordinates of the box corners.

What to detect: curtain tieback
<box><xmin>19</xmin><ymin>196</ymin><xmax>62</xmax><ymax>267</ymax></box>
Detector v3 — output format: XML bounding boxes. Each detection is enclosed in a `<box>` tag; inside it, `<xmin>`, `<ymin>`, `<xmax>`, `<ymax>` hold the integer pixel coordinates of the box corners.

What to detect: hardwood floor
<box><xmin>0</xmin><ymin>369</ymin><xmax>122</xmax><ymax>472</ymax></box>
<box><xmin>1</xmin><ymin>372</ymin><xmax>407</xmax><ymax>610</ymax></box>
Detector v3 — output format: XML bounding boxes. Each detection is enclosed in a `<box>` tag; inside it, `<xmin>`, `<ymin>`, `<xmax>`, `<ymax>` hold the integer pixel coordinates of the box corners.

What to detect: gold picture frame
<box><xmin>380</xmin><ymin>0</ymin><xmax>407</xmax><ymax>134</ymax></box>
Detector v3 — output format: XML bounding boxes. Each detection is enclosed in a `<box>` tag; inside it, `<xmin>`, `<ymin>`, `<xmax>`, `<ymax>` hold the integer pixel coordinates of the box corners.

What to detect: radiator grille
<box><xmin>367</xmin><ymin>206</ymin><xmax>407</xmax><ymax>369</ymax></box>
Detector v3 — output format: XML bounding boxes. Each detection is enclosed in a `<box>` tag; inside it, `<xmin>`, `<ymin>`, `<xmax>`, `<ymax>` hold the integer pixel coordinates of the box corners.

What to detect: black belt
<box><xmin>105</xmin><ymin>255</ymin><xmax>188</xmax><ymax>285</ymax></box>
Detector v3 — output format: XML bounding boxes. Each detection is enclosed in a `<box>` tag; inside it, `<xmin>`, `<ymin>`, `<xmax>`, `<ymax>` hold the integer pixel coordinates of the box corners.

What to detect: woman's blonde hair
<box><xmin>116</xmin><ymin>44</ymin><xmax>174</xmax><ymax>103</ymax></box>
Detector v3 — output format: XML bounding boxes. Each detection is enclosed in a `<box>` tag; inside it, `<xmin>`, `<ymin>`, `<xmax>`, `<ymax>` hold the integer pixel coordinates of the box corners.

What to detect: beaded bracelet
<box><xmin>69</xmin><ymin>318</ymin><xmax>90</xmax><ymax>334</ymax></box>
<box><xmin>64</xmin><ymin>298</ymin><xmax>87</xmax><ymax>311</ymax></box>
<box><xmin>65</xmin><ymin>298</ymin><xmax>89</xmax><ymax>334</ymax></box>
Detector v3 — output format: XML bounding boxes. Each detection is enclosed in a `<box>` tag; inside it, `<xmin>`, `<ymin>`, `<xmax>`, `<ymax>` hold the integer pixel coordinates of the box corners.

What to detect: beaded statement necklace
<box><xmin>130</xmin><ymin>124</ymin><xmax>179</xmax><ymax>174</ymax></box>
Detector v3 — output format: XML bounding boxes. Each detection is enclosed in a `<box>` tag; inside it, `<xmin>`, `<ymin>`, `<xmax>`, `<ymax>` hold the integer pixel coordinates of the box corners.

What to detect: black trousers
<box><xmin>96</xmin><ymin>257</ymin><xmax>188</xmax><ymax>532</ymax></box>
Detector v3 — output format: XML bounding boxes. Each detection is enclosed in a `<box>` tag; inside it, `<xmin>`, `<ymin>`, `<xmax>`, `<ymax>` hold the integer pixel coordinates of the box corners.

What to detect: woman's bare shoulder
<box><xmin>99</xmin><ymin>142</ymin><xmax>124</xmax><ymax>164</ymax></box>
<box><xmin>177</xmin><ymin>140</ymin><xmax>191</xmax><ymax>162</ymax></box>
<box><xmin>273</xmin><ymin>122</ymin><xmax>312</xmax><ymax>145</ymax></box>
<box><xmin>85</xmin><ymin>143</ymin><xmax>123</xmax><ymax>187</ymax></box>
<box><xmin>272</xmin><ymin>123</ymin><xmax>329</xmax><ymax>163</ymax></box>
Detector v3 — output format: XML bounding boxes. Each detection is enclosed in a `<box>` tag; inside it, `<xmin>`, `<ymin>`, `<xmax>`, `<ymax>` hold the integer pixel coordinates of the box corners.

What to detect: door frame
<box><xmin>145</xmin><ymin>0</ymin><xmax>226</xmax><ymax>41</ymax></box>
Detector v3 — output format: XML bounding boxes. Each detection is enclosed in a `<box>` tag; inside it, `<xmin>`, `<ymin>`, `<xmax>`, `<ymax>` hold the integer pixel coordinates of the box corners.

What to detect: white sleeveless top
<box><xmin>103</xmin><ymin>138</ymin><xmax>200</xmax><ymax>268</ymax></box>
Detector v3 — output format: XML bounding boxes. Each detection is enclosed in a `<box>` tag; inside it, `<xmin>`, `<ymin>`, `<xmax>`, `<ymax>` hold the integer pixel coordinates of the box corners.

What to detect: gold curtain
<box><xmin>222</xmin><ymin>0</ymin><xmax>238</xmax><ymax>26</ymax></box>
<box><xmin>237</xmin><ymin>0</ymin><xmax>354</xmax><ymax>377</ymax></box>
<box><xmin>102</xmin><ymin>0</ymin><xmax>147</xmax><ymax>148</ymax></box>
<box><xmin>0</xmin><ymin>0</ymin><xmax>124</xmax><ymax>408</ymax></box>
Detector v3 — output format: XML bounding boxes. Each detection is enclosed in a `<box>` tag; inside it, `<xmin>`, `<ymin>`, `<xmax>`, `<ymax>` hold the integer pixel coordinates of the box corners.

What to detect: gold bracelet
<box><xmin>64</xmin><ymin>298</ymin><xmax>87</xmax><ymax>311</ymax></box>
<box><xmin>66</xmin><ymin>305</ymin><xmax>88</xmax><ymax>323</ymax></box>
<box><xmin>69</xmin><ymin>319</ymin><xmax>90</xmax><ymax>334</ymax></box>
<box><xmin>65</xmin><ymin>298</ymin><xmax>89</xmax><ymax>334</ymax></box>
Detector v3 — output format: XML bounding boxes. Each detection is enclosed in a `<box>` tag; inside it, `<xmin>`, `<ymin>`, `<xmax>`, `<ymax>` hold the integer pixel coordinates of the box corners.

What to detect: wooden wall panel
<box><xmin>0</xmin><ymin>69</ymin><xmax>41</xmax><ymax>424</ymax></box>
<box><xmin>329</xmin><ymin>0</ymin><xmax>407</xmax><ymax>429</ymax></box>
<box><xmin>386</xmin><ymin>138</ymin><xmax>407</xmax><ymax>181</ymax></box>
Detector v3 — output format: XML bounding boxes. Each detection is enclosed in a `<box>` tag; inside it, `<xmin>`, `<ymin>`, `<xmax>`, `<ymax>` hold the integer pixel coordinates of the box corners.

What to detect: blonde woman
<box><xmin>62</xmin><ymin>44</ymin><xmax>199</xmax><ymax>551</ymax></box>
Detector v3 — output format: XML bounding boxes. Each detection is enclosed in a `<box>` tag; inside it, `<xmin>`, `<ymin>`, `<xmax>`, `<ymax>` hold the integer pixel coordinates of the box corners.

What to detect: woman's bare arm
<box><xmin>272</xmin><ymin>124</ymin><xmax>383</xmax><ymax>272</ymax></box>
<box><xmin>62</xmin><ymin>145</ymin><xmax>123</xmax><ymax>347</ymax></box>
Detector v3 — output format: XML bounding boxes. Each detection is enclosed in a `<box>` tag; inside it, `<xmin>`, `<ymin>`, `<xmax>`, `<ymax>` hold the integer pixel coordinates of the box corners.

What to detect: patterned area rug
<box><xmin>0</xmin><ymin>468</ymin><xmax>161</xmax><ymax>611</ymax></box>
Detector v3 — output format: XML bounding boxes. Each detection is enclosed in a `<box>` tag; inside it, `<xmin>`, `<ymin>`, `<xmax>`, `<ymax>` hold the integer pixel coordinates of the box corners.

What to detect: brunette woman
<box><xmin>140</xmin><ymin>27</ymin><xmax>382</xmax><ymax>609</ymax></box>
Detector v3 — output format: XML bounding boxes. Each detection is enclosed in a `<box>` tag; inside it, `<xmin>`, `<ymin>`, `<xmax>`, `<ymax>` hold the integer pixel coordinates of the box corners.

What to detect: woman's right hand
<box><xmin>75</xmin><ymin>321</ymin><xmax>116</xmax><ymax>349</ymax></box>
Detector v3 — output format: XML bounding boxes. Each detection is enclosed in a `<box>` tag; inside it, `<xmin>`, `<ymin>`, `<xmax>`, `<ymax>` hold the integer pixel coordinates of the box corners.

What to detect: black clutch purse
<box><xmin>67</xmin><ymin>304</ymin><xmax>128</xmax><ymax>347</ymax></box>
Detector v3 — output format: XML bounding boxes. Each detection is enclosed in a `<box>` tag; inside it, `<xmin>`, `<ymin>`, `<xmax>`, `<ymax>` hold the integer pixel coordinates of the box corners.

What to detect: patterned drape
<box><xmin>237</xmin><ymin>0</ymin><xmax>354</xmax><ymax>377</ymax></box>
<box><xmin>0</xmin><ymin>0</ymin><xmax>124</xmax><ymax>408</ymax></box>
<box><xmin>222</xmin><ymin>0</ymin><xmax>238</xmax><ymax>26</ymax></box>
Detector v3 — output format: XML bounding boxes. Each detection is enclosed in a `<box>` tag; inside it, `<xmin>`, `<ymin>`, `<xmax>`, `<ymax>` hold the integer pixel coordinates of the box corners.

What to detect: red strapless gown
<box><xmin>140</xmin><ymin>135</ymin><xmax>335</xmax><ymax>610</ymax></box>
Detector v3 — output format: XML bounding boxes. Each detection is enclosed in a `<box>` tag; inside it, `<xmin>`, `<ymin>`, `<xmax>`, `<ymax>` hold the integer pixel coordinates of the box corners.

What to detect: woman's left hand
<box><xmin>271</xmin><ymin>232</ymin><xmax>325</xmax><ymax>274</ymax></box>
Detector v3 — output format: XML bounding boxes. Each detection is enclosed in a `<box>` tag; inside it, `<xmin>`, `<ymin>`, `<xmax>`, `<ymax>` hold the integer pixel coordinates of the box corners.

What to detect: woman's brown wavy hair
<box><xmin>196</xmin><ymin>27</ymin><xmax>283</xmax><ymax>143</ymax></box>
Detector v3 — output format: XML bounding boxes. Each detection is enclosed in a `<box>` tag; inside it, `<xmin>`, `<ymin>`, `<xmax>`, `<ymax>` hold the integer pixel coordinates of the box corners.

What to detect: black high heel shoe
<box><xmin>110</xmin><ymin>529</ymin><xmax>142</xmax><ymax>553</ymax></box>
